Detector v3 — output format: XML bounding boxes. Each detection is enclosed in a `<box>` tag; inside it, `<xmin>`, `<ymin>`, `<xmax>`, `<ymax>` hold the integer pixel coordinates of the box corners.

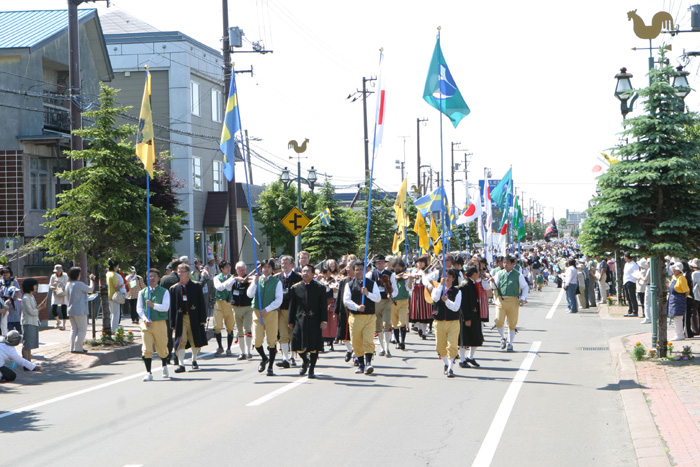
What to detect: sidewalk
<box><xmin>603</xmin><ymin>303</ymin><xmax>700</xmax><ymax>467</ymax></box>
<box><xmin>8</xmin><ymin>318</ymin><xmax>144</xmax><ymax>384</ymax></box>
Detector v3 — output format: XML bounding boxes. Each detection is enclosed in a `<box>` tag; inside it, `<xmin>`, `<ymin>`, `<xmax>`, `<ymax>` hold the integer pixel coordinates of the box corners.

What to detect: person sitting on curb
<box><xmin>0</xmin><ymin>330</ymin><xmax>42</xmax><ymax>382</ymax></box>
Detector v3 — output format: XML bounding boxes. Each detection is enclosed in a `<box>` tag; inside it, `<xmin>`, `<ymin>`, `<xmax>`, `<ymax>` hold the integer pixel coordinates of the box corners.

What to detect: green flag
<box><xmin>423</xmin><ymin>36</ymin><xmax>470</xmax><ymax>128</ymax></box>
<box><xmin>514</xmin><ymin>197</ymin><xmax>526</xmax><ymax>241</ymax></box>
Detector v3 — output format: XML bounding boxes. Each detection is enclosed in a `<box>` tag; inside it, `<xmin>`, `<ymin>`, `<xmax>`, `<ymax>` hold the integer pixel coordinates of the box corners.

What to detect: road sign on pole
<box><xmin>281</xmin><ymin>206</ymin><xmax>310</xmax><ymax>237</ymax></box>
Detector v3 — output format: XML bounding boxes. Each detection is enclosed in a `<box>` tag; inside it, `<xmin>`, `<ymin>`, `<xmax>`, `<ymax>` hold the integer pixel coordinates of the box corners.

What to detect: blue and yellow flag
<box><xmin>320</xmin><ymin>208</ymin><xmax>332</xmax><ymax>227</ymax></box>
<box><xmin>423</xmin><ymin>36</ymin><xmax>470</xmax><ymax>128</ymax></box>
<box><xmin>413</xmin><ymin>185</ymin><xmax>447</xmax><ymax>218</ymax></box>
<box><xmin>136</xmin><ymin>68</ymin><xmax>155</xmax><ymax>178</ymax></box>
<box><xmin>220</xmin><ymin>72</ymin><xmax>242</xmax><ymax>182</ymax></box>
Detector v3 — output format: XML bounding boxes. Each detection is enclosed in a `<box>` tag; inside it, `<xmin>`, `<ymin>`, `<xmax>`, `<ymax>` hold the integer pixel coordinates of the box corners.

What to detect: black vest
<box><xmin>277</xmin><ymin>270</ymin><xmax>302</xmax><ymax>309</ymax></box>
<box><xmin>432</xmin><ymin>286</ymin><xmax>460</xmax><ymax>321</ymax></box>
<box><xmin>349</xmin><ymin>278</ymin><xmax>376</xmax><ymax>315</ymax></box>
<box><xmin>371</xmin><ymin>269</ymin><xmax>393</xmax><ymax>300</ymax></box>
<box><xmin>231</xmin><ymin>277</ymin><xmax>252</xmax><ymax>307</ymax></box>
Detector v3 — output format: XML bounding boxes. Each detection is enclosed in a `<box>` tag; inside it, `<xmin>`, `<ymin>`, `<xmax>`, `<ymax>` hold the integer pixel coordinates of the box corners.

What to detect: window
<box><xmin>213</xmin><ymin>160</ymin><xmax>223</xmax><ymax>191</ymax></box>
<box><xmin>193</xmin><ymin>157</ymin><xmax>202</xmax><ymax>191</ymax></box>
<box><xmin>29</xmin><ymin>157</ymin><xmax>50</xmax><ymax>210</ymax></box>
<box><xmin>211</xmin><ymin>89</ymin><xmax>223</xmax><ymax>123</ymax></box>
<box><xmin>191</xmin><ymin>81</ymin><xmax>200</xmax><ymax>116</ymax></box>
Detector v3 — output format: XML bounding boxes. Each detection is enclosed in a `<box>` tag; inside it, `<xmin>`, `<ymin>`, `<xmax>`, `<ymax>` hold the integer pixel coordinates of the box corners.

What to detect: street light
<box><xmin>614</xmin><ymin>67</ymin><xmax>639</xmax><ymax>118</ymax></box>
<box><xmin>280</xmin><ymin>166</ymin><xmax>317</xmax><ymax>192</ymax></box>
<box><xmin>672</xmin><ymin>65</ymin><xmax>691</xmax><ymax>99</ymax></box>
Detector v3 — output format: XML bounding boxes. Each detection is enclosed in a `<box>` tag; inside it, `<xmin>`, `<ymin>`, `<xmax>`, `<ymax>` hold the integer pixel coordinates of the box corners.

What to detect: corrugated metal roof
<box><xmin>0</xmin><ymin>9</ymin><xmax>95</xmax><ymax>51</ymax></box>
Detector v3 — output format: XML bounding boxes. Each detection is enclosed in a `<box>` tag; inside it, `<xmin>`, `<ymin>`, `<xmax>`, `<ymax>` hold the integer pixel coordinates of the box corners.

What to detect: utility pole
<box><xmin>68</xmin><ymin>0</ymin><xmax>106</xmax><ymax>284</ymax></box>
<box><xmin>450</xmin><ymin>142</ymin><xmax>459</xmax><ymax>209</ymax></box>
<box><xmin>416</xmin><ymin>118</ymin><xmax>428</xmax><ymax>194</ymax></box>
<box><xmin>222</xmin><ymin>0</ymin><xmax>240</xmax><ymax>264</ymax></box>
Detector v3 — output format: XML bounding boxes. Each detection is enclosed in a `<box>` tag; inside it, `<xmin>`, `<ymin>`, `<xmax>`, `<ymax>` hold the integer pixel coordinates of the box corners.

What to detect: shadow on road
<box><xmin>597</xmin><ymin>379</ymin><xmax>647</xmax><ymax>391</ymax></box>
<box><xmin>0</xmin><ymin>410</ymin><xmax>47</xmax><ymax>432</ymax></box>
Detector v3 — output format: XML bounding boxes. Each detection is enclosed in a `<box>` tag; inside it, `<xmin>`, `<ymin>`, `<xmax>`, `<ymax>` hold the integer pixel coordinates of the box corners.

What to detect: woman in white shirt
<box><xmin>49</xmin><ymin>264</ymin><xmax>69</xmax><ymax>330</ymax></box>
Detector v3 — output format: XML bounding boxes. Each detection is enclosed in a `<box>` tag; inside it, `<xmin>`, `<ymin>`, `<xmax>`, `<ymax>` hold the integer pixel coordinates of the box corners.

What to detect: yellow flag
<box><xmin>600</xmin><ymin>152</ymin><xmax>619</xmax><ymax>165</ymax></box>
<box><xmin>414</xmin><ymin>212</ymin><xmax>430</xmax><ymax>252</ymax></box>
<box><xmin>430</xmin><ymin>215</ymin><xmax>443</xmax><ymax>255</ymax></box>
<box><xmin>394</xmin><ymin>177</ymin><xmax>408</xmax><ymax>215</ymax></box>
<box><xmin>136</xmin><ymin>68</ymin><xmax>155</xmax><ymax>178</ymax></box>
<box><xmin>392</xmin><ymin>231</ymin><xmax>400</xmax><ymax>254</ymax></box>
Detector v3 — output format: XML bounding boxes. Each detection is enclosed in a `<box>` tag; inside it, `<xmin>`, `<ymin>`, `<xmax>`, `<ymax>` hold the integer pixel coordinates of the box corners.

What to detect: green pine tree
<box><xmin>34</xmin><ymin>84</ymin><xmax>182</xmax><ymax>333</ymax></box>
<box><xmin>302</xmin><ymin>180</ymin><xmax>357</xmax><ymax>262</ymax></box>
<box><xmin>580</xmin><ymin>49</ymin><xmax>700</xmax><ymax>356</ymax></box>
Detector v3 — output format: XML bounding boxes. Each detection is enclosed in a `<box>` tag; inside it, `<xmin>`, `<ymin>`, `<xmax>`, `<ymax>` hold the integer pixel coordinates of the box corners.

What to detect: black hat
<box><xmin>372</xmin><ymin>254</ymin><xmax>386</xmax><ymax>263</ymax></box>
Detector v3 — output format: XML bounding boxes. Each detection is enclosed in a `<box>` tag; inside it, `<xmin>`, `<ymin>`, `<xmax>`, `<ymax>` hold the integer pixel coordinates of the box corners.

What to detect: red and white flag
<box><xmin>496</xmin><ymin>221</ymin><xmax>508</xmax><ymax>256</ymax></box>
<box><xmin>457</xmin><ymin>192</ymin><xmax>481</xmax><ymax>225</ymax></box>
<box><xmin>372</xmin><ymin>51</ymin><xmax>386</xmax><ymax>160</ymax></box>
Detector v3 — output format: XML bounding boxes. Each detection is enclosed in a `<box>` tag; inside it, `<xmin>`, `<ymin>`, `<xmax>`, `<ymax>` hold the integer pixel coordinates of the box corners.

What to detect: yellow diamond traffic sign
<box><xmin>281</xmin><ymin>206</ymin><xmax>310</xmax><ymax>237</ymax></box>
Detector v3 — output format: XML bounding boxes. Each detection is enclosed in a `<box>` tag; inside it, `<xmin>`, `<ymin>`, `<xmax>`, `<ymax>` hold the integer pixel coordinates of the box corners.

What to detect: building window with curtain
<box><xmin>191</xmin><ymin>81</ymin><xmax>200</xmax><ymax>116</ymax></box>
<box><xmin>193</xmin><ymin>157</ymin><xmax>202</xmax><ymax>191</ymax></box>
<box><xmin>213</xmin><ymin>160</ymin><xmax>223</xmax><ymax>191</ymax></box>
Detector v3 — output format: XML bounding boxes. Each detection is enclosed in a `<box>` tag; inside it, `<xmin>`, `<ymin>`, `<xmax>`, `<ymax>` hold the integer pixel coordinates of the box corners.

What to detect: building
<box><xmin>101</xmin><ymin>10</ymin><xmax>269</xmax><ymax>266</ymax></box>
<box><xmin>0</xmin><ymin>9</ymin><xmax>112</xmax><ymax>277</ymax></box>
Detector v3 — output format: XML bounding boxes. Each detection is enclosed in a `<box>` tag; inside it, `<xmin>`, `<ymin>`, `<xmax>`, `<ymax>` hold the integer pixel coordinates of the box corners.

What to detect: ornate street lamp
<box><xmin>672</xmin><ymin>65</ymin><xmax>691</xmax><ymax>99</ymax></box>
<box><xmin>614</xmin><ymin>67</ymin><xmax>638</xmax><ymax>118</ymax></box>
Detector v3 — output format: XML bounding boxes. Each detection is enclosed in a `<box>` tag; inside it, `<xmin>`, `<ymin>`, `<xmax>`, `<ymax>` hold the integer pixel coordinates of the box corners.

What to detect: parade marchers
<box><xmin>14</xmin><ymin>242</ymin><xmax>697</xmax><ymax>384</ymax></box>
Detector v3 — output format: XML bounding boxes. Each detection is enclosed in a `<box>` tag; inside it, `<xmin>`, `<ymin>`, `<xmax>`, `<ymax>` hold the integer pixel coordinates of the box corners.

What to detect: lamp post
<box><xmin>280</xmin><ymin>165</ymin><xmax>317</xmax><ymax>263</ymax></box>
<box><xmin>612</xmin><ymin>65</ymin><xmax>692</xmax><ymax>349</ymax></box>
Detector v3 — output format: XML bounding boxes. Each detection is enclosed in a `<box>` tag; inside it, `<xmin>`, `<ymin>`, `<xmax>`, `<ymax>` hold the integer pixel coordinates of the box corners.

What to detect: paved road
<box><xmin>1</xmin><ymin>285</ymin><xmax>639</xmax><ymax>467</ymax></box>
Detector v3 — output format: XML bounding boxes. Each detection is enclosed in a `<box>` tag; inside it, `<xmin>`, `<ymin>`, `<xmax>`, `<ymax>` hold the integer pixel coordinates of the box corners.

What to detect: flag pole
<box><xmin>228</xmin><ymin>66</ymin><xmax>263</xmax><ymax>324</ymax></box>
<box><xmin>436</xmin><ymin>28</ymin><xmax>446</xmax><ymax>292</ymax></box>
<box><xmin>361</xmin><ymin>49</ymin><xmax>384</xmax><ymax>304</ymax></box>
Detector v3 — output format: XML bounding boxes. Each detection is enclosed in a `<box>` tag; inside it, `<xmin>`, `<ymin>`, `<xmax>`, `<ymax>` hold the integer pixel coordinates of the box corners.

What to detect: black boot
<box><xmin>143</xmin><ymin>357</ymin><xmax>152</xmax><ymax>373</ymax></box>
<box><xmin>267</xmin><ymin>347</ymin><xmax>277</xmax><ymax>376</ymax></box>
<box><xmin>400</xmin><ymin>327</ymin><xmax>407</xmax><ymax>350</ymax></box>
<box><xmin>364</xmin><ymin>353</ymin><xmax>374</xmax><ymax>375</ymax></box>
<box><xmin>309</xmin><ymin>352</ymin><xmax>318</xmax><ymax>379</ymax></box>
<box><xmin>355</xmin><ymin>355</ymin><xmax>365</xmax><ymax>374</ymax></box>
<box><xmin>256</xmin><ymin>346</ymin><xmax>268</xmax><ymax>373</ymax></box>
<box><xmin>299</xmin><ymin>352</ymin><xmax>309</xmax><ymax>376</ymax></box>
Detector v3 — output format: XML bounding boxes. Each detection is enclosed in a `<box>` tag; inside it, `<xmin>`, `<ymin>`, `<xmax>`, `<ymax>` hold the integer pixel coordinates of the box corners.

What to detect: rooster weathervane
<box><xmin>627</xmin><ymin>10</ymin><xmax>674</xmax><ymax>40</ymax></box>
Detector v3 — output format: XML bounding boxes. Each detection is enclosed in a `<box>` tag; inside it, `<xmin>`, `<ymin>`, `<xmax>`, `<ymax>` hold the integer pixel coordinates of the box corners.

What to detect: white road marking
<box><xmin>0</xmin><ymin>351</ymin><xmax>214</xmax><ymax>421</ymax></box>
<box><xmin>545</xmin><ymin>288</ymin><xmax>565</xmax><ymax>319</ymax></box>
<box><xmin>246</xmin><ymin>375</ymin><xmax>314</xmax><ymax>407</ymax></box>
<box><xmin>471</xmin><ymin>341</ymin><xmax>542</xmax><ymax>467</ymax></box>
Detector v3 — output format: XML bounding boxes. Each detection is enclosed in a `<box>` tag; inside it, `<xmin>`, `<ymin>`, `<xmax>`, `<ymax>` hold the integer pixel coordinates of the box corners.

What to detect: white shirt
<box><xmin>246</xmin><ymin>275</ymin><xmax>284</xmax><ymax>312</ymax></box>
<box><xmin>214</xmin><ymin>274</ymin><xmax>236</xmax><ymax>292</ymax></box>
<box><xmin>494</xmin><ymin>268</ymin><xmax>530</xmax><ymax>301</ymax></box>
<box><xmin>427</xmin><ymin>267</ymin><xmax>464</xmax><ymax>285</ymax></box>
<box><xmin>564</xmin><ymin>266</ymin><xmax>578</xmax><ymax>285</ymax></box>
<box><xmin>623</xmin><ymin>261</ymin><xmax>640</xmax><ymax>285</ymax></box>
<box><xmin>0</xmin><ymin>343</ymin><xmax>35</xmax><ymax>370</ymax></box>
<box><xmin>136</xmin><ymin>287</ymin><xmax>171</xmax><ymax>321</ymax></box>
<box><xmin>343</xmin><ymin>279</ymin><xmax>381</xmax><ymax>311</ymax></box>
<box><xmin>431</xmin><ymin>284</ymin><xmax>462</xmax><ymax>312</ymax></box>
<box><xmin>366</xmin><ymin>268</ymin><xmax>399</xmax><ymax>299</ymax></box>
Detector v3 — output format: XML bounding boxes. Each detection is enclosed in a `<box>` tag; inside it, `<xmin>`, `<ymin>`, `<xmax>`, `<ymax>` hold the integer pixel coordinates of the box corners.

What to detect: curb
<box><xmin>608</xmin><ymin>334</ymin><xmax>671</xmax><ymax>467</ymax></box>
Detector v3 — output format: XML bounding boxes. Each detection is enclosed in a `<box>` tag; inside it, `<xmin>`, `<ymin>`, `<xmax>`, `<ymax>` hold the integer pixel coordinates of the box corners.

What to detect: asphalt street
<box><xmin>1</xmin><ymin>284</ymin><xmax>640</xmax><ymax>467</ymax></box>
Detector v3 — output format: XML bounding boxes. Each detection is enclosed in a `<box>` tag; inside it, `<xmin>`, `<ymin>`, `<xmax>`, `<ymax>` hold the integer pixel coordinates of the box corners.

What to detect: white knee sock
<box><xmin>191</xmin><ymin>347</ymin><xmax>199</xmax><ymax>361</ymax></box>
<box><xmin>448</xmin><ymin>358</ymin><xmax>455</xmax><ymax>371</ymax></box>
<box><xmin>497</xmin><ymin>326</ymin><xmax>506</xmax><ymax>339</ymax></box>
<box><xmin>508</xmin><ymin>330</ymin><xmax>516</xmax><ymax>345</ymax></box>
<box><xmin>458</xmin><ymin>347</ymin><xmax>466</xmax><ymax>361</ymax></box>
<box><xmin>176</xmin><ymin>349</ymin><xmax>186</xmax><ymax>365</ymax></box>
<box><xmin>344</xmin><ymin>341</ymin><xmax>352</xmax><ymax>352</ymax></box>
<box><xmin>244</xmin><ymin>335</ymin><xmax>252</xmax><ymax>354</ymax></box>
<box><xmin>384</xmin><ymin>332</ymin><xmax>391</xmax><ymax>350</ymax></box>
<box><xmin>442</xmin><ymin>356</ymin><xmax>449</xmax><ymax>366</ymax></box>
<box><xmin>468</xmin><ymin>347</ymin><xmax>476</xmax><ymax>359</ymax></box>
<box><xmin>281</xmin><ymin>343</ymin><xmax>290</xmax><ymax>361</ymax></box>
